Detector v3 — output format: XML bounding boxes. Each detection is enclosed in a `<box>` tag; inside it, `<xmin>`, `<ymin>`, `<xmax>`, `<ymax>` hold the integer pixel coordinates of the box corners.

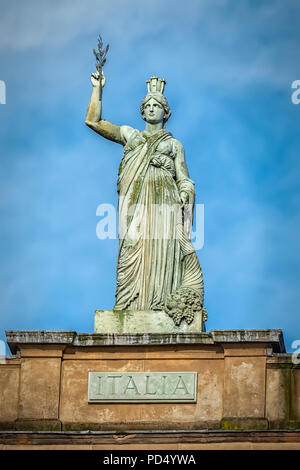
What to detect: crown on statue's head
<box><xmin>146</xmin><ymin>76</ymin><xmax>166</xmax><ymax>94</ymax></box>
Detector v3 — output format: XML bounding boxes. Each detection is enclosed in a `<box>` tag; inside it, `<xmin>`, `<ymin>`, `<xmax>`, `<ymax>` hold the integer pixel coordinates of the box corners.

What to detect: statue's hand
<box><xmin>180</xmin><ymin>191</ymin><xmax>189</xmax><ymax>205</ymax></box>
<box><xmin>91</xmin><ymin>71</ymin><xmax>106</xmax><ymax>88</ymax></box>
<box><xmin>180</xmin><ymin>191</ymin><xmax>194</xmax><ymax>237</ymax></box>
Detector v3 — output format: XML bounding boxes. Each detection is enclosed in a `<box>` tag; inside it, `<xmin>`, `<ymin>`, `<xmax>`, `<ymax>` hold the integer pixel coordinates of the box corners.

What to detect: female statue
<box><xmin>86</xmin><ymin>72</ymin><xmax>207</xmax><ymax>327</ymax></box>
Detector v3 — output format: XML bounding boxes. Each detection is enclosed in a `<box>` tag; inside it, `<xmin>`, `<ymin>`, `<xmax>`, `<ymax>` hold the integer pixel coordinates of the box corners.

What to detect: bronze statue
<box><xmin>86</xmin><ymin>38</ymin><xmax>207</xmax><ymax>327</ymax></box>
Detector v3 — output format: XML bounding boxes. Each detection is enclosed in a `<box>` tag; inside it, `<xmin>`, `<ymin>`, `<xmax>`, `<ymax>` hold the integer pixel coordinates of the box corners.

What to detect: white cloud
<box><xmin>0</xmin><ymin>0</ymin><xmax>299</xmax><ymax>89</ymax></box>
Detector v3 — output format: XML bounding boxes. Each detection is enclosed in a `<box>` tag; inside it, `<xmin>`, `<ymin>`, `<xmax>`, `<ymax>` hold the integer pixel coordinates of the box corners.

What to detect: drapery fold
<box><xmin>114</xmin><ymin>128</ymin><xmax>205</xmax><ymax>318</ymax></box>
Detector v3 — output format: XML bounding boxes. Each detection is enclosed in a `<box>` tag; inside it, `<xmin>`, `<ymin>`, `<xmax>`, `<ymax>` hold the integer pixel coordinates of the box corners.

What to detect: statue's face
<box><xmin>143</xmin><ymin>97</ymin><xmax>165</xmax><ymax>124</ymax></box>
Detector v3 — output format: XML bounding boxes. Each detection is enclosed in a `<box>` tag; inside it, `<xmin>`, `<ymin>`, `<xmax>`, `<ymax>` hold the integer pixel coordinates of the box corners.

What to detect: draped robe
<box><xmin>114</xmin><ymin>128</ymin><xmax>204</xmax><ymax>313</ymax></box>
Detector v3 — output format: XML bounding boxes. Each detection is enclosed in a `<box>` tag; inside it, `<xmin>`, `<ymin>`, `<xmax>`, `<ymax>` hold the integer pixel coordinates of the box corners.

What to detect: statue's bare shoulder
<box><xmin>171</xmin><ymin>137</ymin><xmax>183</xmax><ymax>148</ymax></box>
<box><xmin>120</xmin><ymin>125</ymin><xmax>136</xmax><ymax>144</ymax></box>
<box><xmin>170</xmin><ymin>138</ymin><xmax>185</xmax><ymax>158</ymax></box>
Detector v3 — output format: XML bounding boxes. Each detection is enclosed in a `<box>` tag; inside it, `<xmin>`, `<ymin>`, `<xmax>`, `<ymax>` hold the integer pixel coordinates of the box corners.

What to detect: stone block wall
<box><xmin>0</xmin><ymin>330</ymin><xmax>299</xmax><ymax>432</ymax></box>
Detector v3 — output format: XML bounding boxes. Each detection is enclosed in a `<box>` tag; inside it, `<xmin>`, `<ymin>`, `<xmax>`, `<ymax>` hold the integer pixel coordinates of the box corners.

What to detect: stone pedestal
<box><xmin>94</xmin><ymin>309</ymin><xmax>205</xmax><ymax>334</ymax></box>
<box><xmin>1</xmin><ymin>329</ymin><xmax>300</xmax><ymax>449</ymax></box>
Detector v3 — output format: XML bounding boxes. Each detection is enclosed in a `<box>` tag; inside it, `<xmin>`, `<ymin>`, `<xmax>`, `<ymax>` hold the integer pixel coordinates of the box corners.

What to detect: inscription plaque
<box><xmin>88</xmin><ymin>372</ymin><xmax>197</xmax><ymax>403</ymax></box>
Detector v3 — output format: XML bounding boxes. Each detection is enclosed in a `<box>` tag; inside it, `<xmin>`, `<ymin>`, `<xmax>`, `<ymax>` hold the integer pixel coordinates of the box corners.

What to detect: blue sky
<box><xmin>0</xmin><ymin>0</ymin><xmax>299</xmax><ymax>353</ymax></box>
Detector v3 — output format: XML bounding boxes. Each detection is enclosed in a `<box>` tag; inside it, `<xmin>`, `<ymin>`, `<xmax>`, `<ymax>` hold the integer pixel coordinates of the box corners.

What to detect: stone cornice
<box><xmin>5</xmin><ymin>329</ymin><xmax>285</xmax><ymax>355</ymax></box>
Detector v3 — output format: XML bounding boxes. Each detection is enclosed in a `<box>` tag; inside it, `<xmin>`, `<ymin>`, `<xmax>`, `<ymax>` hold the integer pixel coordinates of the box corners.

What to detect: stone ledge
<box><xmin>1</xmin><ymin>429</ymin><xmax>300</xmax><ymax>446</ymax></box>
<box><xmin>1</xmin><ymin>418</ymin><xmax>300</xmax><ymax>433</ymax></box>
<box><xmin>5</xmin><ymin>329</ymin><xmax>285</xmax><ymax>355</ymax></box>
<box><xmin>267</xmin><ymin>355</ymin><xmax>300</xmax><ymax>369</ymax></box>
<box><xmin>210</xmin><ymin>329</ymin><xmax>285</xmax><ymax>353</ymax></box>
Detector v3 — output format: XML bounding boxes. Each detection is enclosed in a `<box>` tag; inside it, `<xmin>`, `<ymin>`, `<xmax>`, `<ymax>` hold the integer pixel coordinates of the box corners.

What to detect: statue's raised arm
<box><xmin>85</xmin><ymin>36</ymin><xmax>133</xmax><ymax>145</ymax></box>
<box><xmin>85</xmin><ymin>71</ymin><xmax>125</xmax><ymax>144</ymax></box>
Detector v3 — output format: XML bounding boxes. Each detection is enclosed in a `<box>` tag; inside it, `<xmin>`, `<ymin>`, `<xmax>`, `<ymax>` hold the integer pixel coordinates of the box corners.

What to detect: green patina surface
<box><xmin>220</xmin><ymin>418</ymin><xmax>268</xmax><ymax>431</ymax></box>
<box><xmin>128</xmin><ymin>177</ymin><xmax>143</xmax><ymax>207</ymax></box>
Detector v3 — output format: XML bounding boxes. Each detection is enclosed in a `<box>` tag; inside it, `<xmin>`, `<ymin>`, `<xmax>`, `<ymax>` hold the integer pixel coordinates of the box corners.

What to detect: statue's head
<box><xmin>140</xmin><ymin>76</ymin><xmax>171</xmax><ymax>125</ymax></box>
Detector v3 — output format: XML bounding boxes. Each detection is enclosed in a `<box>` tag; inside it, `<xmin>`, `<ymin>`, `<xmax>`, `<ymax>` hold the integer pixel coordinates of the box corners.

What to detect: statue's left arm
<box><xmin>173</xmin><ymin>140</ymin><xmax>195</xmax><ymax>237</ymax></box>
<box><xmin>173</xmin><ymin>140</ymin><xmax>195</xmax><ymax>206</ymax></box>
